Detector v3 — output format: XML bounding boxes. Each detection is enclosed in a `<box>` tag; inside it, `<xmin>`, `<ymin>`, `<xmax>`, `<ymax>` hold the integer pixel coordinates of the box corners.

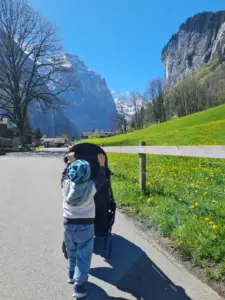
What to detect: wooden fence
<box><xmin>102</xmin><ymin>142</ymin><xmax>225</xmax><ymax>192</ymax></box>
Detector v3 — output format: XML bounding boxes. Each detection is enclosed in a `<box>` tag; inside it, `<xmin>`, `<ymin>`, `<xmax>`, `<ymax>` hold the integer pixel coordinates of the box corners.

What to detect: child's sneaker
<box><xmin>68</xmin><ymin>277</ymin><xmax>75</xmax><ymax>284</ymax></box>
<box><xmin>72</xmin><ymin>284</ymin><xmax>86</xmax><ymax>298</ymax></box>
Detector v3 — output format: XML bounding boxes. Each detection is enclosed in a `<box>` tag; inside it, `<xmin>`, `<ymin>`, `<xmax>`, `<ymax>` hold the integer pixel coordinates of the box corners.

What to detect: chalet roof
<box><xmin>81</xmin><ymin>132</ymin><xmax>93</xmax><ymax>137</ymax></box>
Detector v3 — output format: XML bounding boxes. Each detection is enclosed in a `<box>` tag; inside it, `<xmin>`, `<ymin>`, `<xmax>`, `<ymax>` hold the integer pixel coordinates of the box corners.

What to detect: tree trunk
<box><xmin>20</xmin><ymin>131</ymin><xmax>27</xmax><ymax>148</ymax></box>
<box><xmin>18</xmin><ymin>123</ymin><xmax>27</xmax><ymax>148</ymax></box>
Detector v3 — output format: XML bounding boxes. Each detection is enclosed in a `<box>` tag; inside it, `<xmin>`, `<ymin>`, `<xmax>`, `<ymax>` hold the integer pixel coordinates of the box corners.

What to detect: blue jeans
<box><xmin>64</xmin><ymin>224</ymin><xmax>94</xmax><ymax>285</ymax></box>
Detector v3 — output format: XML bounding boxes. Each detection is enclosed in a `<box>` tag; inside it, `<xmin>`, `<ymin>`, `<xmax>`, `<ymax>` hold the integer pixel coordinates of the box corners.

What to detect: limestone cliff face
<box><xmin>162</xmin><ymin>11</ymin><xmax>225</xmax><ymax>86</ymax></box>
<box><xmin>29</xmin><ymin>53</ymin><xmax>117</xmax><ymax>136</ymax></box>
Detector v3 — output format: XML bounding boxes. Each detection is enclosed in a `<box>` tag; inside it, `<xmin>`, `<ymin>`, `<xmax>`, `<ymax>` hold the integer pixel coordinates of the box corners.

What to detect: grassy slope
<box><xmin>82</xmin><ymin>104</ymin><xmax>225</xmax><ymax>146</ymax></box>
<box><xmin>83</xmin><ymin>104</ymin><xmax>225</xmax><ymax>281</ymax></box>
<box><xmin>195</xmin><ymin>56</ymin><xmax>221</xmax><ymax>83</ymax></box>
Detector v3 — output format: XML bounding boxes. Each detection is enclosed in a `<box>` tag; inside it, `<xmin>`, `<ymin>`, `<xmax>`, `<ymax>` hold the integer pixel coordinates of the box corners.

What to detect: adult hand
<box><xmin>68</xmin><ymin>152</ymin><xmax>76</xmax><ymax>163</ymax></box>
<box><xmin>98</xmin><ymin>153</ymin><xmax>105</xmax><ymax>167</ymax></box>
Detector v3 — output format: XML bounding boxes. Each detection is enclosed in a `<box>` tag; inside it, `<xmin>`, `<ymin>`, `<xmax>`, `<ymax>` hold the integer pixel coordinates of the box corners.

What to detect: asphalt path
<box><xmin>0</xmin><ymin>154</ymin><xmax>223</xmax><ymax>300</ymax></box>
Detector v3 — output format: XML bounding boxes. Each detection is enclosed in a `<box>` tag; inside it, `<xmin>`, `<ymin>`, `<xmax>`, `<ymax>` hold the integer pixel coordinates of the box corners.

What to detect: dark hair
<box><xmin>64</xmin><ymin>153</ymin><xmax>69</xmax><ymax>164</ymax></box>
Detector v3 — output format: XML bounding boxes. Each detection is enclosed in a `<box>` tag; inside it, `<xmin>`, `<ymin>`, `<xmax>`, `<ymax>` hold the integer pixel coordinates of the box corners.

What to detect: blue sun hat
<box><xmin>67</xmin><ymin>159</ymin><xmax>91</xmax><ymax>184</ymax></box>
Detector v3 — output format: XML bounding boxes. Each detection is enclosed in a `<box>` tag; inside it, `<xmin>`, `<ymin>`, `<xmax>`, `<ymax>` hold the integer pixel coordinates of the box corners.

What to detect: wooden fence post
<box><xmin>139</xmin><ymin>141</ymin><xmax>146</xmax><ymax>192</ymax></box>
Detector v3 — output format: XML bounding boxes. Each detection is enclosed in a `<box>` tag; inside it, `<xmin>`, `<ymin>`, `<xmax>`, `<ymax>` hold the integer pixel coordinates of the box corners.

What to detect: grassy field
<box><xmin>82</xmin><ymin>104</ymin><xmax>225</xmax><ymax>281</ymax></box>
<box><xmin>84</xmin><ymin>104</ymin><xmax>225</xmax><ymax>146</ymax></box>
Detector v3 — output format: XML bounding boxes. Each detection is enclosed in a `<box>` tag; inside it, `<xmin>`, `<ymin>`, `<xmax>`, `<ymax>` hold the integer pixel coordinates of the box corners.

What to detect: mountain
<box><xmin>114</xmin><ymin>99</ymin><xmax>135</xmax><ymax>120</ymax></box>
<box><xmin>162</xmin><ymin>11</ymin><xmax>225</xmax><ymax>86</ymax></box>
<box><xmin>111</xmin><ymin>91</ymin><xmax>132</xmax><ymax>103</ymax></box>
<box><xmin>29</xmin><ymin>104</ymin><xmax>80</xmax><ymax>139</ymax></box>
<box><xmin>29</xmin><ymin>54</ymin><xmax>117</xmax><ymax>137</ymax></box>
<box><xmin>111</xmin><ymin>91</ymin><xmax>135</xmax><ymax>120</ymax></box>
<box><xmin>111</xmin><ymin>91</ymin><xmax>144</xmax><ymax>120</ymax></box>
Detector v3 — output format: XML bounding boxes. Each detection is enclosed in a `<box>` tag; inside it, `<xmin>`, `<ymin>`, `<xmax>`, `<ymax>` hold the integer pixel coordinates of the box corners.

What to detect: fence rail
<box><xmin>102</xmin><ymin>142</ymin><xmax>225</xmax><ymax>192</ymax></box>
<box><xmin>102</xmin><ymin>145</ymin><xmax>225</xmax><ymax>159</ymax></box>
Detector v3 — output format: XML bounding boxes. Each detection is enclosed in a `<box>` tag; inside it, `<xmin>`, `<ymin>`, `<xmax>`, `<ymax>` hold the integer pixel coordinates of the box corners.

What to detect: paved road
<box><xmin>37</xmin><ymin>147</ymin><xmax>69</xmax><ymax>153</ymax></box>
<box><xmin>0</xmin><ymin>154</ymin><xmax>223</xmax><ymax>300</ymax></box>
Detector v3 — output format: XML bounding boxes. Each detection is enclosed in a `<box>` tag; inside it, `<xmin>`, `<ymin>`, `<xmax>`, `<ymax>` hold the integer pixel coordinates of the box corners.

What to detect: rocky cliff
<box><xmin>29</xmin><ymin>54</ymin><xmax>117</xmax><ymax>137</ymax></box>
<box><xmin>59</xmin><ymin>54</ymin><xmax>117</xmax><ymax>132</ymax></box>
<box><xmin>29</xmin><ymin>104</ymin><xmax>80</xmax><ymax>140</ymax></box>
<box><xmin>162</xmin><ymin>11</ymin><xmax>225</xmax><ymax>86</ymax></box>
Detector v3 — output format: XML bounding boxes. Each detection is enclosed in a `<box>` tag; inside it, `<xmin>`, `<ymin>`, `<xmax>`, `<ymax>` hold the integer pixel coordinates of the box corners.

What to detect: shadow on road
<box><xmin>89</xmin><ymin>234</ymin><xmax>192</xmax><ymax>300</ymax></box>
<box><xmin>86</xmin><ymin>282</ymin><xmax>129</xmax><ymax>299</ymax></box>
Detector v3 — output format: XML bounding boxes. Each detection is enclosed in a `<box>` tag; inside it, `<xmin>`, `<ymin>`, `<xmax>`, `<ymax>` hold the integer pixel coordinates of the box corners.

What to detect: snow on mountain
<box><xmin>111</xmin><ymin>91</ymin><xmax>144</xmax><ymax>120</ymax></box>
<box><xmin>114</xmin><ymin>98</ymin><xmax>135</xmax><ymax>120</ymax></box>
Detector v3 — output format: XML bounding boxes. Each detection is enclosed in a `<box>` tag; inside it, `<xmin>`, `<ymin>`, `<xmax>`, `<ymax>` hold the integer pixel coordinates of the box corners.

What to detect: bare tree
<box><xmin>130</xmin><ymin>92</ymin><xmax>146</xmax><ymax>129</ymax></box>
<box><xmin>116</xmin><ymin>98</ymin><xmax>128</xmax><ymax>133</ymax></box>
<box><xmin>111</xmin><ymin>113</ymin><xmax>127</xmax><ymax>134</ymax></box>
<box><xmin>111</xmin><ymin>98</ymin><xmax>128</xmax><ymax>134</ymax></box>
<box><xmin>0</xmin><ymin>0</ymin><xmax>75</xmax><ymax>145</ymax></box>
<box><xmin>169</xmin><ymin>77</ymin><xmax>205</xmax><ymax>117</ymax></box>
<box><xmin>147</xmin><ymin>78</ymin><xmax>166</xmax><ymax>123</ymax></box>
<box><xmin>130</xmin><ymin>92</ymin><xmax>139</xmax><ymax>129</ymax></box>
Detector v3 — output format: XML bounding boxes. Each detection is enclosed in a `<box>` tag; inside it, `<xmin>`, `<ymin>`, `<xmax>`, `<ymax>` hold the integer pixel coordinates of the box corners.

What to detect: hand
<box><xmin>68</xmin><ymin>152</ymin><xmax>75</xmax><ymax>163</ymax></box>
<box><xmin>98</xmin><ymin>153</ymin><xmax>105</xmax><ymax>166</ymax></box>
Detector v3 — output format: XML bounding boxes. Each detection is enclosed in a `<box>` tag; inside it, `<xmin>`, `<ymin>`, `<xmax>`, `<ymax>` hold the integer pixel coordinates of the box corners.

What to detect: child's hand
<box><xmin>68</xmin><ymin>152</ymin><xmax>76</xmax><ymax>163</ymax></box>
<box><xmin>98</xmin><ymin>153</ymin><xmax>105</xmax><ymax>166</ymax></box>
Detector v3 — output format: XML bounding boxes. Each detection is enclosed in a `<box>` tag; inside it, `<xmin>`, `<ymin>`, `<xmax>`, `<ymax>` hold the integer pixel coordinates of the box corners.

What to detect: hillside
<box><xmin>84</xmin><ymin>105</ymin><xmax>225</xmax><ymax>286</ymax></box>
<box><xmin>83</xmin><ymin>104</ymin><xmax>225</xmax><ymax>146</ymax></box>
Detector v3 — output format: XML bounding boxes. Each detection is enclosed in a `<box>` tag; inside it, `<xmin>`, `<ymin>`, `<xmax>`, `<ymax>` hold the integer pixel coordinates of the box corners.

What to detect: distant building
<box><xmin>0</xmin><ymin>119</ymin><xmax>36</xmax><ymax>148</ymax></box>
<box><xmin>0</xmin><ymin>118</ymin><xmax>8</xmax><ymax>134</ymax></box>
<box><xmin>104</xmin><ymin>132</ymin><xmax>114</xmax><ymax>137</ymax></box>
<box><xmin>81</xmin><ymin>131</ymin><xmax>114</xmax><ymax>139</ymax></box>
<box><xmin>0</xmin><ymin>119</ymin><xmax>11</xmax><ymax>148</ymax></box>
<box><xmin>81</xmin><ymin>132</ymin><xmax>93</xmax><ymax>139</ymax></box>
<box><xmin>7</xmin><ymin>127</ymin><xmax>36</xmax><ymax>147</ymax></box>
<box><xmin>41</xmin><ymin>137</ymin><xmax>67</xmax><ymax>148</ymax></box>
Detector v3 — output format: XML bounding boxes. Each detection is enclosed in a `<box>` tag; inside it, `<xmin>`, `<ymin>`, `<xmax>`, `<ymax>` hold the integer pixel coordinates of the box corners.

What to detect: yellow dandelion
<box><xmin>148</xmin><ymin>197</ymin><xmax>153</xmax><ymax>203</ymax></box>
<box><xmin>191</xmin><ymin>205</ymin><xmax>195</xmax><ymax>209</ymax></box>
<box><xmin>204</xmin><ymin>217</ymin><xmax>210</xmax><ymax>222</ymax></box>
<box><xmin>212</xmin><ymin>225</ymin><xmax>217</xmax><ymax>230</ymax></box>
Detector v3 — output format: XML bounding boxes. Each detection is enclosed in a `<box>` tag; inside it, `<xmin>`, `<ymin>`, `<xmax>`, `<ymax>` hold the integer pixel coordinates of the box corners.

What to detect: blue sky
<box><xmin>28</xmin><ymin>0</ymin><xmax>225</xmax><ymax>93</ymax></box>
